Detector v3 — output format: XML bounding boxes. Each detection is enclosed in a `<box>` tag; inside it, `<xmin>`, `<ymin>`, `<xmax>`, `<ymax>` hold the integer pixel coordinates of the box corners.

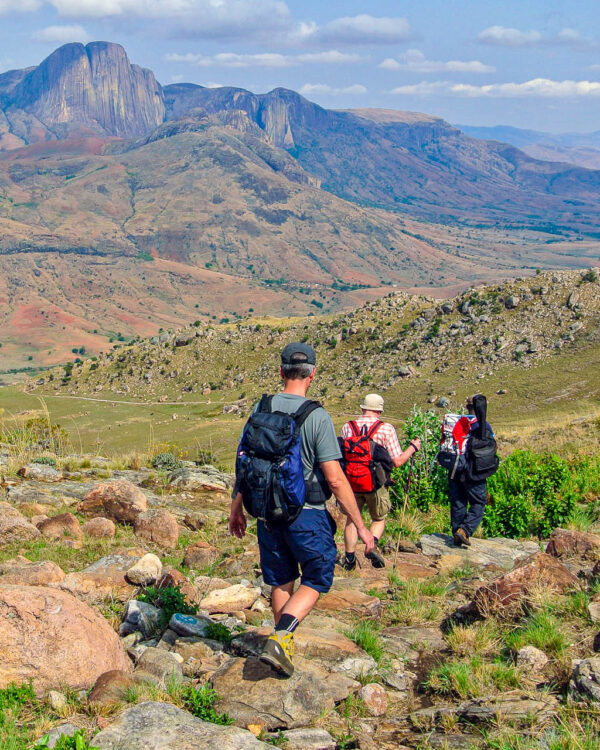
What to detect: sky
<box><xmin>0</xmin><ymin>0</ymin><xmax>599</xmax><ymax>133</ymax></box>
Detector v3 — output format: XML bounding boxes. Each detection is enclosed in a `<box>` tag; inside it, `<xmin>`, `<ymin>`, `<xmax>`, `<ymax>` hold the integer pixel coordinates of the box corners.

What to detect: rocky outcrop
<box><xmin>6</xmin><ymin>42</ymin><xmax>164</xmax><ymax>141</ymax></box>
<box><xmin>420</xmin><ymin>533</ymin><xmax>540</xmax><ymax>571</ymax></box>
<box><xmin>0</xmin><ymin>584</ymin><xmax>130</xmax><ymax>695</ymax></box>
<box><xmin>546</xmin><ymin>528</ymin><xmax>600</xmax><ymax>559</ymax></box>
<box><xmin>78</xmin><ymin>480</ymin><xmax>147</xmax><ymax>524</ymax></box>
<box><xmin>0</xmin><ymin>503</ymin><xmax>41</xmax><ymax>545</ymax></box>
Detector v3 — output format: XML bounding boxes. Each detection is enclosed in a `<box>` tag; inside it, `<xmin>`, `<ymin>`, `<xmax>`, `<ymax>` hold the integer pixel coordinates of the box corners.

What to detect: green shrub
<box><xmin>32</xmin><ymin>456</ymin><xmax>57</xmax><ymax>466</ymax></box>
<box><xmin>180</xmin><ymin>684</ymin><xmax>233</xmax><ymax>725</ymax></box>
<box><xmin>151</xmin><ymin>452</ymin><xmax>183</xmax><ymax>472</ymax></box>
<box><xmin>33</xmin><ymin>730</ymin><xmax>97</xmax><ymax>749</ymax></box>
<box><xmin>344</xmin><ymin>621</ymin><xmax>383</xmax><ymax>664</ymax></box>
<box><xmin>204</xmin><ymin>622</ymin><xmax>233</xmax><ymax>644</ymax></box>
<box><xmin>137</xmin><ymin>585</ymin><xmax>198</xmax><ymax>628</ymax></box>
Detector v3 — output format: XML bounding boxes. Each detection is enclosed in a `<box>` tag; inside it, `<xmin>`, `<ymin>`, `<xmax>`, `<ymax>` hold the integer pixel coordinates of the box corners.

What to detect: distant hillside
<box><xmin>457</xmin><ymin>124</ymin><xmax>600</xmax><ymax>170</ymax></box>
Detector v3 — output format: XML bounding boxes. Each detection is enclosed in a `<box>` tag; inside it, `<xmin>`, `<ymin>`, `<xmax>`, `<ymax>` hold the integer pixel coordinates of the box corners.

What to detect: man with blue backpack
<box><xmin>438</xmin><ymin>394</ymin><xmax>499</xmax><ymax>547</ymax></box>
<box><xmin>229</xmin><ymin>342</ymin><xmax>374</xmax><ymax>678</ymax></box>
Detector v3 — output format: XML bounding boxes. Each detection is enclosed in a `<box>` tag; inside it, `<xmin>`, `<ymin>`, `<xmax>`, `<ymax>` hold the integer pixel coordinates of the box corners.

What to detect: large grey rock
<box><xmin>134</xmin><ymin>647</ymin><xmax>183</xmax><ymax>687</ymax></box>
<box><xmin>419</xmin><ymin>533</ymin><xmax>539</xmax><ymax>570</ymax></box>
<box><xmin>17</xmin><ymin>463</ymin><xmax>62</xmax><ymax>482</ymax></box>
<box><xmin>570</xmin><ymin>658</ymin><xmax>600</xmax><ymax>703</ymax></box>
<box><xmin>169</xmin><ymin>612</ymin><xmax>214</xmax><ymax>638</ymax></box>
<box><xmin>94</xmin><ymin>701</ymin><xmax>270</xmax><ymax>748</ymax></box>
<box><xmin>281</xmin><ymin>728</ymin><xmax>336</xmax><ymax>749</ymax></box>
<box><xmin>211</xmin><ymin>656</ymin><xmax>358</xmax><ymax>729</ymax></box>
<box><xmin>168</xmin><ymin>467</ymin><xmax>231</xmax><ymax>492</ymax></box>
<box><xmin>120</xmin><ymin>600</ymin><xmax>162</xmax><ymax>638</ymax></box>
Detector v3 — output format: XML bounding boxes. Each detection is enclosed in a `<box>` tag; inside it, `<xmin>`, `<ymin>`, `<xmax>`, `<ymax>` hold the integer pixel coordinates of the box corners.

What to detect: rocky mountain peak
<box><xmin>8</xmin><ymin>41</ymin><xmax>164</xmax><ymax>139</ymax></box>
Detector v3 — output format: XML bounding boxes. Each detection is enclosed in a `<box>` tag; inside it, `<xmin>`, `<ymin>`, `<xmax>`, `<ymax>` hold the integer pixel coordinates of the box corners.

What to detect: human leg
<box><xmin>448</xmin><ymin>478</ymin><xmax>467</xmax><ymax>534</ymax></box>
<box><xmin>461</xmin><ymin>481</ymin><xmax>488</xmax><ymax>537</ymax></box>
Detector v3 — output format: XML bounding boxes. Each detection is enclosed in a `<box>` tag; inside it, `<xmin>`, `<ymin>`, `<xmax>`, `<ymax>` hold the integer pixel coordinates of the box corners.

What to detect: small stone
<box><xmin>134</xmin><ymin>509</ymin><xmax>179</xmax><ymax>549</ymax></box>
<box><xmin>516</xmin><ymin>646</ymin><xmax>549</xmax><ymax>673</ymax></box>
<box><xmin>120</xmin><ymin>600</ymin><xmax>162</xmax><ymax>638</ymax></box>
<box><xmin>199</xmin><ymin>584</ymin><xmax>261</xmax><ymax>614</ymax></box>
<box><xmin>89</xmin><ymin>670</ymin><xmax>135</xmax><ymax>705</ymax></box>
<box><xmin>36</xmin><ymin>723</ymin><xmax>80</xmax><ymax>749</ymax></box>
<box><xmin>436</xmin><ymin>396</ymin><xmax>450</xmax><ymax>408</ymax></box>
<box><xmin>183</xmin><ymin>513</ymin><xmax>208</xmax><ymax>531</ymax></box>
<box><xmin>48</xmin><ymin>690</ymin><xmax>68</xmax><ymax>712</ymax></box>
<box><xmin>169</xmin><ymin>612</ymin><xmax>214</xmax><ymax>638</ymax></box>
<box><xmin>281</xmin><ymin>728</ymin><xmax>336</xmax><ymax>750</ymax></box>
<box><xmin>184</xmin><ymin>541</ymin><xmax>219</xmax><ymax>568</ymax></box>
<box><xmin>17</xmin><ymin>464</ymin><xmax>62</xmax><ymax>482</ymax></box>
<box><xmin>359</xmin><ymin>683</ymin><xmax>388</xmax><ymax>716</ymax></box>
<box><xmin>505</xmin><ymin>295</ymin><xmax>520</xmax><ymax>309</ymax></box>
<box><xmin>125</xmin><ymin>554</ymin><xmax>162</xmax><ymax>586</ymax></box>
<box><xmin>37</xmin><ymin>512</ymin><xmax>83</xmax><ymax>540</ymax></box>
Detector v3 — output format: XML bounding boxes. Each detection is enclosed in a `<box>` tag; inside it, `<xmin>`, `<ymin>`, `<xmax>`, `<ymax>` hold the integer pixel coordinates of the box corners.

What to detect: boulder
<box><xmin>0</xmin><ymin>502</ymin><xmax>41</xmax><ymax>544</ymax></box>
<box><xmin>360</xmin><ymin>683</ymin><xmax>388</xmax><ymax>716</ymax></box>
<box><xmin>505</xmin><ymin>295</ymin><xmax>520</xmax><ymax>309</ymax></box>
<box><xmin>465</xmin><ymin>552</ymin><xmax>579</xmax><ymax>617</ymax></box>
<box><xmin>168</xmin><ymin>467</ymin><xmax>230</xmax><ymax>492</ymax></box>
<box><xmin>184</xmin><ymin>541</ymin><xmax>219</xmax><ymax>568</ymax></box>
<box><xmin>183</xmin><ymin>512</ymin><xmax>208</xmax><ymax>531</ymax></box>
<box><xmin>211</xmin><ymin>656</ymin><xmax>357</xmax><ymax>729</ymax></box>
<box><xmin>78</xmin><ymin>481</ymin><xmax>147</xmax><ymax>524</ymax></box>
<box><xmin>36</xmin><ymin>512</ymin><xmax>83</xmax><ymax>540</ymax></box>
<box><xmin>59</xmin><ymin>553</ymin><xmax>139</xmax><ymax>602</ymax></box>
<box><xmin>134</xmin><ymin>509</ymin><xmax>179</xmax><ymax>549</ymax></box>
<box><xmin>293</xmin><ymin>626</ymin><xmax>376</xmax><ymax>678</ymax></box>
<box><xmin>169</xmin><ymin>612</ymin><xmax>214</xmax><ymax>638</ymax></box>
<box><xmin>83</xmin><ymin>517</ymin><xmax>116</xmax><ymax>538</ymax></box>
<box><xmin>120</xmin><ymin>600</ymin><xmax>162</xmax><ymax>637</ymax></box>
<box><xmin>93</xmin><ymin>701</ymin><xmax>270</xmax><ymax>749</ymax></box>
<box><xmin>545</xmin><ymin>528</ymin><xmax>600</xmax><ymax>560</ymax></box>
<box><xmin>0</xmin><ymin>584</ymin><xmax>130</xmax><ymax>695</ymax></box>
<box><xmin>280</xmin><ymin>729</ymin><xmax>336</xmax><ymax>750</ymax></box>
<box><xmin>316</xmin><ymin>589</ymin><xmax>383</xmax><ymax>618</ymax></box>
<box><xmin>17</xmin><ymin>463</ymin><xmax>62</xmax><ymax>482</ymax></box>
<box><xmin>0</xmin><ymin>557</ymin><xmax>65</xmax><ymax>585</ymax></box>
<box><xmin>134</xmin><ymin>647</ymin><xmax>183</xmax><ymax>687</ymax></box>
<box><xmin>420</xmin><ymin>534</ymin><xmax>539</xmax><ymax>571</ymax></box>
<box><xmin>570</xmin><ymin>658</ymin><xmax>600</xmax><ymax>703</ymax></box>
<box><xmin>199</xmin><ymin>584</ymin><xmax>261</xmax><ymax>614</ymax></box>
<box><xmin>89</xmin><ymin>670</ymin><xmax>136</xmax><ymax>705</ymax></box>
<box><xmin>126</xmin><ymin>554</ymin><xmax>163</xmax><ymax>586</ymax></box>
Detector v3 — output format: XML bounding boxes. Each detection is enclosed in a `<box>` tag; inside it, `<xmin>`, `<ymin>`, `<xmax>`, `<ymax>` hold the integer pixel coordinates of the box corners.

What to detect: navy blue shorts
<box><xmin>257</xmin><ymin>508</ymin><xmax>338</xmax><ymax>593</ymax></box>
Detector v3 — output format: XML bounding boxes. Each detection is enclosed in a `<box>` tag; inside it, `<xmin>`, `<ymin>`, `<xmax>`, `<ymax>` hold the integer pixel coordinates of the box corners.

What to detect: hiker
<box><xmin>439</xmin><ymin>394</ymin><xmax>498</xmax><ymax>547</ymax></box>
<box><xmin>229</xmin><ymin>342</ymin><xmax>374</xmax><ymax>678</ymax></box>
<box><xmin>338</xmin><ymin>393</ymin><xmax>421</xmax><ymax>571</ymax></box>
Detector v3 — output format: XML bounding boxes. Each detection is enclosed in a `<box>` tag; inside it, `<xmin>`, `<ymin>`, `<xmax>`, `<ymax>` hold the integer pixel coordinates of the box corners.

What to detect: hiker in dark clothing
<box><xmin>229</xmin><ymin>343</ymin><xmax>374</xmax><ymax>678</ymax></box>
<box><xmin>449</xmin><ymin>394</ymin><xmax>496</xmax><ymax>547</ymax></box>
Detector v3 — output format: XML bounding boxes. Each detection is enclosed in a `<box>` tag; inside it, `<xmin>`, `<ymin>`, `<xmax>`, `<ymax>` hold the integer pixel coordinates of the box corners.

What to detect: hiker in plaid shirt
<box><xmin>339</xmin><ymin>394</ymin><xmax>420</xmax><ymax>570</ymax></box>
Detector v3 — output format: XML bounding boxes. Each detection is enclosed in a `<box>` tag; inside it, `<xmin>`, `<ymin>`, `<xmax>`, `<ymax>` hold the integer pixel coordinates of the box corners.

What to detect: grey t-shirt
<box><xmin>237</xmin><ymin>393</ymin><xmax>341</xmax><ymax>509</ymax></box>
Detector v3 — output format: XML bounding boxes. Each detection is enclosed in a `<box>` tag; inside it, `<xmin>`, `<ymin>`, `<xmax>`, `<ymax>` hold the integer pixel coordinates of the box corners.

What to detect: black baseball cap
<box><xmin>281</xmin><ymin>342</ymin><xmax>316</xmax><ymax>365</ymax></box>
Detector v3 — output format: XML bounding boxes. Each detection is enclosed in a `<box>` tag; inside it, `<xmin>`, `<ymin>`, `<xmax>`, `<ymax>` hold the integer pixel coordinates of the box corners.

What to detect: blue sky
<box><xmin>1</xmin><ymin>0</ymin><xmax>599</xmax><ymax>132</ymax></box>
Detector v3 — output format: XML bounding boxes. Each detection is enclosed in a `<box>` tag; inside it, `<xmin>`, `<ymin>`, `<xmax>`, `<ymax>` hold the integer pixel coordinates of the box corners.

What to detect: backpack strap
<box><xmin>257</xmin><ymin>394</ymin><xmax>273</xmax><ymax>413</ymax></box>
<box><xmin>292</xmin><ymin>399</ymin><xmax>323</xmax><ymax>429</ymax></box>
<box><xmin>366</xmin><ymin>420</ymin><xmax>383</xmax><ymax>440</ymax></box>
<box><xmin>349</xmin><ymin>420</ymin><xmax>361</xmax><ymax>437</ymax></box>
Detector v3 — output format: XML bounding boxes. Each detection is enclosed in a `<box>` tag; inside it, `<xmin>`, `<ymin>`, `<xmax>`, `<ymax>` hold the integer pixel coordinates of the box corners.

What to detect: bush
<box><xmin>180</xmin><ymin>684</ymin><xmax>233</xmax><ymax>725</ymax></box>
<box><xmin>151</xmin><ymin>452</ymin><xmax>183</xmax><ymax>472</ymax></box>
<box><xmin>391</xmin><ymin>407</ymin><xmax>447</xmax><ymax>512</ymax></box>
<box><xmin>34</xmin><ymin>730</ymin><xmax>97</xmax><ymax>749</ymax></box>
<box><xmin>137</xmin><ymin>585</ymin><xmax>198</xmax><ymax>628</ymax></box>
<box><xmin>485</xmin><ymin>450</ymin><xmax>574</xmax><ymax>538</ymax></box>
<box><xmin>31</xmin><ymin>456</ymin><xmax>57</xmax><ymax>466</ymax></box>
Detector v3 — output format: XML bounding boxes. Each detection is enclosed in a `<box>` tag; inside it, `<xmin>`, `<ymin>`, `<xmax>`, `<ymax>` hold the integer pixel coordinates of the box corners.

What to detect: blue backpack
<box><xmin>235</xmin><ymin>395</ymin><xmax>322</xmax><ymax>524</ymax></box>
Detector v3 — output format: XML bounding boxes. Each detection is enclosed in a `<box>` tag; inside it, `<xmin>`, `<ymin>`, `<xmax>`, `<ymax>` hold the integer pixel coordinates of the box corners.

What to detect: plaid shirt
<box><xmin>340</xmin><ymin>416</ymin><xmax>404</xmax><ymax>461</ymax></box>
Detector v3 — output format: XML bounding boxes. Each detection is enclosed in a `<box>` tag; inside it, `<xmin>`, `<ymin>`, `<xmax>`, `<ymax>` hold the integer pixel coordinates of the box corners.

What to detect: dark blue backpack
<box><xmin>235</xmin><ymin>395</ymin><xmax>322</xmax><ymax>524</ymax></box>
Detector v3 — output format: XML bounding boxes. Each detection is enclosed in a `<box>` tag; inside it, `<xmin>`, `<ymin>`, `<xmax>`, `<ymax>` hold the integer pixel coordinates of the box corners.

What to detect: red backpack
<box><xmin>340</xmin><ymin>420</ymin><xmax>384</xmax><ymax>493</ymax></box>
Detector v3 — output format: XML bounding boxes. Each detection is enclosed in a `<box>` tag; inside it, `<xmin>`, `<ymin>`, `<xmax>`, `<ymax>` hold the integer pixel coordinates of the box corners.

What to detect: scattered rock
<box><xmin>120</xmin><ymin>599</ymin><xmax>162</xmax><ymax>637</ymax></box>
<box><xmin>36</xmin><ymin>723</ymin><xmax>80</xmax><ymax>749</ymax></box>
<box><xmin>83</xmin><ymin>517</ymin><xmax>116</xmax><ymax>538</ymax></box>
<box><xmin>516</xmin><ymin>646</ymin><xmax>549</xmax><ymax>673</ymax></box>
<box><xmin>0</xmin><ymin>584</ymin><xmax>130</xmax><ymax>695</ymax></box>
<box><xmin>169</xmin><ymin>467</ymin><xmax>231</xmax><ymax>492</ymax></box>
<box><xmin>0</xmin><ymin>557</ymin><xmax>65</xmax><ymax>585</ymax></box>
<box><xmin>59</xmin><ymin>553</ymin><xmax>139</xmax><ymax>602</ymax></box>
<box><xmin>78</xmin><ymin>480</ymin><xmax>147</xmax><ymax>524</ymax></box>
<box><xmin>184</xmin><ymin>541</ymin><xmax>219</xmax><ymax>568</ymax></box>
<box><xmin>169</xmin><ymin>612</ymin><xmax>214</xmax><ymax>638</ymax></box>
<box><xmin>126</xmin><ymin>554</ymin><xmax>163</xmax><ymax>586</ymax></box>
<box><xmin>17</xmin><ymin>463</ymin><xmax>62</xmax><ymax>482</ymax></box>
<box><xmin>200</xmin><ymin>584</ymin><xmax>261</xmax><ymax>614</ymax></box>
<box><xmin>93</xmin><ymin>701</ymin><xmax>270</xmax><ymax>749</ymax></box>
<box><xmin>436</xmin><ymin>397</ymin><xmax>450</xmax><ymax>408</ymax></box>
<box><xmin>134</xmin><ymin>647</ymin><xmax>183</xmax><ymax>687</ymax></box>
<box><xmin>316</xmin><ymin>589</ymin><xmax>382</xmax><ymax>618</ymax></box>
<box><xmin>48</xmin><ymin>690</ymin><xmax>68</xmax><ymax>712</ymax></box>
<box><xmin>420</xmin><ymin>534</ymin><xmax>539</xmax><ymax>571</ymax></box>
<box><xmin>134</xmin><ymin>509</ymin><xmax>180</xmax><ymax>549</ymax></box>
<box><xmin>360</xmin><ymin>683</ymin><xmax>388</xmax><ymax>716</ymax></box>
<box><xmin>36</xmin><ymin>512</ymin><xmax>83</xmax><ymax>540</ymax></box>
<box><xmin>464</xmin><ymin>552</ymin><xmax>579</xmax><ymax>617</ymax></box>
<box><xmin>211</xmin><ymin>656</ymin><xmax>357</xmax><ymax>730</ymax></box>
<box><xmin>280</xmin><ymin>728</ymin><xmax>336</xmax><ymax>750</ymax></box>
<box><xmin>89</xmin><ymin>670</ymin><xmax>136</xmax><ymax>705</ymax></box>
<box><xmin>183</xmin><ymin>512</ymin><xmax>208</xmax><ymax>531</ymax></box>
<box><xmin>589</xmin><ymin>595</ymin><xmax>600</xmax><ymax>623</ymax></box>
<box><xmin>505</xmin><ymin>295</ymin><xmax>520</xmax><ymax>309</ymax></box>
<box><xmin>545</xmin><ymin>528</ymin><xmax>600</xmax><ymax>560</ymax></box>
<box><xmin>0</xmin><ymin>502</ymin><xmax>41</xmax><ymax>545</ymax></box>
<box><xmin>570</xmin><ymin>658</ymin><xmax>600</xmax><ymax>703</ymax></box>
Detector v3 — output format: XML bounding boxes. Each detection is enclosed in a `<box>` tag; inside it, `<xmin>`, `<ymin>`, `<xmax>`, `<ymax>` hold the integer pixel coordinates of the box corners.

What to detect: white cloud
<box><xmin>32</xmin><ymin>24</ymin><xmax>89</xmax><ymax>43</ymax></box>
<box><xmin>166</xmin><ymin>49</ymin><xmax>362</xmax><ymax>68</ymax></box>
<box><xmin>310</xmin><ymin>15</ymin><xmax>412</xmax><ymax>45</ymax></box>
<box><xmin>391</xmin><ymin>78</ymin><xmax>600</xmax><ymax>98</ymax></box>
<box><xmin>478</xmin><ymin>26</ymin><xmax>541</xmax><ymax>47</ymax></box>
<box><xmin>0</xmin><ymin>0</ymin><xmax>40</xmax><ymax>11</ymax></box>
<box><xmin>300</xmin><ymin>83</ymin><xmax>367</xmax><ymax>96</ymax></box>
<box><xmin>478</xmin><ymin>24</ymin><xmax>596</xmax><ymax>50</ymax></box>
<box><xmin>379</xmin><ymin>49</ymin><xmax>494</xmax><ymax>74</ymax></box>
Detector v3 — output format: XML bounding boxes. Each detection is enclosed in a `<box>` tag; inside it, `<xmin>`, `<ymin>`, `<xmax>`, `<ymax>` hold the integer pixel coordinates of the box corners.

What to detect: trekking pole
<box><xmin>393</xmin><ymin>453</ymin><xmax>415</xmax><ymax>571</ymax></box>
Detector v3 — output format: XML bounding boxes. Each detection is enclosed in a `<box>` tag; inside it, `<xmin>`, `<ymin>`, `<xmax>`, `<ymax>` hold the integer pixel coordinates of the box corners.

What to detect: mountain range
<box><xmin>0</xmin><ymin>42</ymin><xmax>599</xmax><ymax>372</ymax></box>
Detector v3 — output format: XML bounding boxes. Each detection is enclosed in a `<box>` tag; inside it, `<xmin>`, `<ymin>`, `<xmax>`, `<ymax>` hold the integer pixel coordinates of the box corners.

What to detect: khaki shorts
<box><xmin>353</xmin><ymin>486</ymin><xmax>391</xmax><ymax>522</ymax></box>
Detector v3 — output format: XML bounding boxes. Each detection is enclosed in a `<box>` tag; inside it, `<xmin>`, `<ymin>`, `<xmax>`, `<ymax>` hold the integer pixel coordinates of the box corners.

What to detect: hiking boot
<box><xmin>338</xmin><ymin>554</ymin><xmax>357</xmax><ymax>571</ymax></box>
<box><xmin>365</xmin><ymin>545</ymin><xmax>386</xmax><ymax>569</ymax></box>
<box><xmin>260</xmin><ymin>631</ymin><xmax>295</xmax><ymax>678</ymax></box>
<box><xmin>453</xmin><ymin>528</ymin><xmax>471</xmax><ymax>547</ymax></box>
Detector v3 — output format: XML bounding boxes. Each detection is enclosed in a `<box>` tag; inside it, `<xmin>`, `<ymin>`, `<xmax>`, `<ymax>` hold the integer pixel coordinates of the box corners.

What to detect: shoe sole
<box><xmin>366</xmin><ymin>551</ymin><xmax>386</xmax><ymax>569</ymax></box>
<box><xmin>259</xmin><ymin>652</ymin><xmax>294</xmax><ymax>678</ymax></box>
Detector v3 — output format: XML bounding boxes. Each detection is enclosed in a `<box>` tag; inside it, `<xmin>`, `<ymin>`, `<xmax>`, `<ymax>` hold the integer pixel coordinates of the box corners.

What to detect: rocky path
<box><xmin>1</xmin><ymin>458</ymin><xmax>600</xmax><ymax>748</ymax></box>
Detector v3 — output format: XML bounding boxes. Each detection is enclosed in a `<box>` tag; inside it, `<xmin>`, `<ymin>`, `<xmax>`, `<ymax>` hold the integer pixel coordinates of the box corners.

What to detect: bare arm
<box><xmin>321</xmin><ymin>460</ymin><xmax>375</xmax><ymax>554</ymax></box>
<box><xmin>392</xmin><ymin>438</ymin><xmax>421</xmax><ymax>468</ymax></box>
<box><xmin>228</xmin><ymin>492</ymin><xmax>247</xmax><ymax>538</ymax></box>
